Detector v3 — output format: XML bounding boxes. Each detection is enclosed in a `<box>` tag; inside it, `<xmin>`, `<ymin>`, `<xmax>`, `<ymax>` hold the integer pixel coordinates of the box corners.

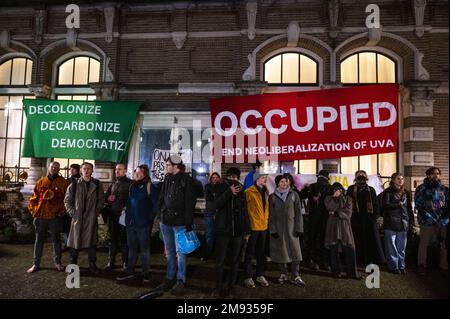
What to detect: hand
<box><xmin>271</xmin><ymin>233</ymin><xmax>279</xmax><ymax>239</ymax></box>
<box><xmin>108</xmin><ymin>194</ymin><xmax>116</xmax><ymax>202</ymax></box>
<box><xmin>230</xmin><ymin>184</ymin><xmax>241</xmax><ymax>195</ymax></box>
<box><xmin>333</xmin><ymin>190</ymin><xmax>341</xmax><ymax>197</ymax></box>
<box><xmin>185</xmin><ymin>225</ymin><xmax>193</xmax><ymax>232</ymax></box>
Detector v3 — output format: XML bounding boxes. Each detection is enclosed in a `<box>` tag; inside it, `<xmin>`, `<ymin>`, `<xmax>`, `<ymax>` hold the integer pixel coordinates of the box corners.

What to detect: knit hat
<box><xmin>331</xmin><ymin>182</ymin><xmax>345</xmax><ymax>193</ymax></box>
<box><xmin>253</xmin><ymin>172</ymin><xmax>269</xmax><ymax>182</ymax></box>
<box><xmin>317</xmin><ymin>169</ymin><xmax>330</xmax><ymax>179</ymax></box>
<box><xmin>168</xmin><ymin>153</ymin><xmax>183</xmax><ymax>165</ymax></box>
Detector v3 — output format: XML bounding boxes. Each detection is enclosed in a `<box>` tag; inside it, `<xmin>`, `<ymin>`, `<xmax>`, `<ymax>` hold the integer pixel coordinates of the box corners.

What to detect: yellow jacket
<box><xmin>245</xmin><ymin>185</ymin><xmax>269</xmax><ymax>231</ymax></box>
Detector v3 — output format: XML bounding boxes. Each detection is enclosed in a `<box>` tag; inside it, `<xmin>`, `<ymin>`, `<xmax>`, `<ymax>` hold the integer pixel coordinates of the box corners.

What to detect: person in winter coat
<box><xmin>210</xmin><ymin>167</ymin><xmax>250</xmax><ymax>299</ymax></box>
<box><xmin>269</xmin><ymin>175</ymin><xmax>305</xmax><ymax>287</ymax></box>
<box><xmin>64</xmin><ymin>162</ymin><xmax>105</xmax><ymax>274</ymax></box>
<box><xmin>380</xmin><ymin>172</ymin><xmax>414</xmax><ymax>274</ymax></box>
<box><xmin>324</xmin><ymin>183</ymin><xmax>360</xmax><ymax>279</ymax></box>
<box><xmin>157</xmin><ymin>154</ymin><xmax>194</xmax><ymax>296</ymax></box>
<box><xmin>116</xmin><ymin>164</ymin><xmax>158</xmax><ymax>283</ymax></box>
<box><xmin>347</xmin><ymin>170</ymin><xmax>385</xmax><ymax>266</ymax></box>
<box><xmin>415</xmin><ymin>166</ymin><xmax>449</xmax><ymax>271</ymax></box>
<box><xmin>202</xmin><ymin>172</ymin><xmax>221</xmax><ymax>261</ymax></box>
<box><xmin>243</xmin><ymin>172</ymin><xmax>270</xmax><ymax>288</ymax></box>
<box><xmin>62</xmin><ymin>163</ymin><xmax>81</xmax><ymax>251</ymax></box>
<box><xmin>104</xmin><ymin>163</ymin><xmax>132</xmax><ymax>271</ymax></box>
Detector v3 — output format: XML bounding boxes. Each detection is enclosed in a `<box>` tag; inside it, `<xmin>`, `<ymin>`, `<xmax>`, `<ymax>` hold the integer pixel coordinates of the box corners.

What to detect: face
<box><xmin>428</xmin><ymin>169</ymin><xmax>441</xmax><ymax>182</ymax></box>
<box><xmin>115</xmin><ymin>164</ymin><xmax>126</xmax><ymax>178</ymax></box>
<box><xmin>69</xmin><ymin>167</ymin><xmax>79</xmax><ymax>177</ymax></box>
<box><xmin>134</xmin><ymin>168</ymin><xmax>145</xmax><ymax>181</ymax></box>
<box><xmin>257</xmin><ymin>176</ymin><xmax>267</xmax><ymax>187</ymax></box>
<box><xmin>166</xmin><ymin>161</ymin><xmax>180</xmax><ymax>174</ymax></box>
<box><xmin>393</xmin><ymin>175</ymin><xmax>404</xmax><ymax>188</ymax></box>
<box><xmin>278</xmin><ymin>178</ymin><xmax>289</xmax><ymax>189</ymax></box>
<box><xmin>211</xmin><ymin>174</ymin><xmax>220</xmax><ymax>184</ymax></box>
<box><xmin>81</xmin><ymin>164</ymin><xmax>93</xmax><ymax>179</ymax></box>
<box><xmin>48</xmin><ymin>162</ymin><xmax>60</xmax><ymax>176</ymax></box>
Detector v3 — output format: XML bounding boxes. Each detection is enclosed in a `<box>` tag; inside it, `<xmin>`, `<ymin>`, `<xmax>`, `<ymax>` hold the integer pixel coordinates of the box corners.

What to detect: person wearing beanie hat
<box><xmin>243</xmin><ymin>172</ymin><xmax>270</xmax><ymax>288</ymax></box>
<box><xmin>324</xmin><ymin>182</ymin><xmax>360</xmax><ymax>279</ymax></box>
<box><xmin>269</xmin><ymin>175</ymin><xmax>305</xmax><ymax>287</ymax></box>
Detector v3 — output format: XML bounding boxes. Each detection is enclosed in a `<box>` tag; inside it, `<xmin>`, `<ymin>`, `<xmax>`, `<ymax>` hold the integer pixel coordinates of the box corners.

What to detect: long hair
<box><xmin>208</xmin><ymin>172</ymin><xmax>221</xmax><ymax>183</ymax></box>
<box><xmin>389</xmin><ymin>172</ymin><xmax>404</xmax><ymax>193</ymax></box>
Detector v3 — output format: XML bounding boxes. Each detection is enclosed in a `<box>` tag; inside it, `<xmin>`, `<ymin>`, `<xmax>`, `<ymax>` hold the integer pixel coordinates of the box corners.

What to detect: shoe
<box><xmin>116</xmin><ymin>272</ymin><xmax>135</xmax><ymax>281</ymax></box>
<box><xmin>104</xmin><ymin>262</ymin><xmax>114</xmax><ymax>271</ymax></box>
<box><xmin>309</xmin><ymin>261</ymin><xmax>320</xmax><ymax>271</ymax></box>
<box><xmin>278</xmin><ymin>273</ymin><xmax>288</xmax><ymax>284</ymax></box>
<box><xmin>26</xmin><ymin>265</ymin><xmax>39</xmax><ymax>273</ymax></box>
<box><xmin>210</xmin><ymin>288</ymin><xmax>222</xmax><ymax>298</ymax></box>
<box><xmin>157</xmin><ymin>278</ymin><xmax>176</xmax><ymax>292</ymax></box>
<box><xmin>265</xmin><ymin>256</ymin><xmax>272</xmax><ymax>262</ymax></box>
<box><xmin>291</xmin><ymin>276</ymin><xmax>306</xmax><ymax>287</ymax></box>
<box><xmin>170</xmin><ymin>280</ymin><xmax>186</xmax><ymax>296</ymax></box>
<box><xmin>55</xmin><ymin>264</ymin><xmax>65</xmax><ymax>272</ymax></box>
<box><xmin>89</xmin><ymin>262</ymin><xmax>100</xmax><ymax>275</ymax></box>
<box><xmin>256</xmin><ymin>276</ymin><xmax>269</xmax><ymax>287</ymax></box>
<box><xmin>142</xmin><ymin>273</ymin><xmax>151</xmax><ymax>283</ymax></box>
<box><xmin>399</xmin><ymin>269</ymin><xmax>406</xmax><ymax>275</ymax></box>
<box><xmin>243</xmin><ymin>277</ymin><xmax>256</xmax><ymax>288</ymax></box>
<box><xmin>333</xmin><ymin>272</ymin><xmax>344</xmax><ymax>279</ymax></box>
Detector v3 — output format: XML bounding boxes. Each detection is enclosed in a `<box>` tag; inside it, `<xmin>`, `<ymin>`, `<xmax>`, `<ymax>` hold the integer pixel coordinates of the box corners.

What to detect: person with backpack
<box><xmin>64</xmin><ymin>162</ymin><xmax>104</xmax><ymax>274</ymax></box>
<box><xmin>157</xmin><ymin>154</ymin><xmax>194</xmax><ymax>296</ymax></box>
<box><xmin>116</xmin><ymin>164</ymin><xmax>158</xmax><ymax>283</ymax></box>
<box><xmin>103</xmin><ymin>163</ymin><xmax>133</xmax><ymax>271</ymax></box>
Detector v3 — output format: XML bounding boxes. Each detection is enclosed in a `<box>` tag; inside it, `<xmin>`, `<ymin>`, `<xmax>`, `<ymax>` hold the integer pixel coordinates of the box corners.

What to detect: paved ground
<box><xmin>0</xmin><ymin>242</ymin><xmax>448</xmax><ymax>299</ymax></box>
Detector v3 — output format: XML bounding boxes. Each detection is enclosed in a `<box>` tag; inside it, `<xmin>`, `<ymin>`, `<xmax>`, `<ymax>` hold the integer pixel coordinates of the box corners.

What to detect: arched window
<box><xmin>53</xmin><ymin>55</ymin><xmax>100</xmax><ymax>176</ymax></box>
<box><xmin>0</xmin><ymin>57</ymin><xmax>34</xmax><ymax>184</ymax></box>
<box><xmin>263</xmin><ymin>52</ymin><xmax>318</xmax><ymax>85</ymax></box>
<box><xmin>340</xmin><ymin>51</ymin><xmax>398</xmax><ymax>185</ymax></box>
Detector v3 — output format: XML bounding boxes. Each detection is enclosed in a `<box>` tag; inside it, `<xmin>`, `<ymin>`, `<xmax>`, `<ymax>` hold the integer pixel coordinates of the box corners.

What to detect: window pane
<box><xmin>58</xmin><ymin>59</ymin><xmax>74</xmax><ymax>85</ymax></box>
<box><xmin>25</xmin><ymin>59</ymin><xmax>33</xmax><ymax>85</ymax></box>
<box><xmin>20</xmin><ymin>156</ymin><xmax>30</xmax><ymax>168</ymax></box>
<box><xmin>72</xmin><ymin>95</ymin><xmax>88</xmax><ymax>101</ymax></box>
<box><xmin>341</xmin><ymin>54</ymin><xmax>358</xmax><ymax>83</ymax></box>
<box><xmin>88</xmin><ymin>58</ymin><xmax>100</xmax><ymax>83</ymax></box>
<box><xmin>11</xmin><ymin>58</ymin><xmax>26</xmax><ymax>85</ymax></box>
<box><xmin>9</xmin><ymin>95</ymin><xmax>24</xmax><ymax>109</ymax></box>
<box><xmin>5</xmin><ymin>139</ymin><xmax>20</xmax><ymax>167</ymax></box>
<box><xmin>73</xmin><ymin>57</ymin><xmax>89</xmax><ymax>85</ymax></box>
<box><xmin>264</xmin><ymin>55</ymin><xmax>282</xmax><ymax>83</ymax></box>
<box><xmin>299</xmin><ymin>159</ymin><xmax>316</xmax><ymax>174</ymax></box>
<box><xmin>341</xmin><ymin>156</ymin><xmax>358</xmax><ymax>174</ymax></box>
<box><xmin>377</xmin><ymin>54</ymin><xmax>395</xmax><ymax>83</ymax></box>
<box><xmin>0</xmin><ymin>111</ymin><xmax>6</xmax><ymax>138</ymax></box>
<box><xmin>87</xmin><ymin>95</ymin><xmax>96</xmax><ymax>101</ymax></box>
<box><xmin>0</xmin><ymin>139</ymin><xmax>5</xmax><ymax>165</ymax></box>
<box><xmin>7</xmin><ymin>109</ymin><xmax>23</xmax><ymax>138</ymax></box>
<box><xmin>300</xmin><ymin>55</ymin><xmax>317</xmax><ymax>83</ymax></box>
<box><xmin>359</xmin><ymin>154</ymin><xmax>377</xmax><ymax>175</ymax></box>
<box><xmin>22</xmin><ymin>111</ymin><xmax>27</xmax><ymax>137</ymax></box>
<box><xmin>0</xmin><ymin>60</ymin><xmax>12</xmax><ymax>85</ymax></box>
<box><xmin>359</xmin><ymin>52</ymin><xmax>377</xmax><ymax>83</ymax></box>
<box><xmin>57</xmin><ymin>95</ymin><xmax>73</xmax><ymax>101</ymax></box>
<box><xmin>379</xmin><ymin>152</ymin><xmax>396</xmax><ymax>177</ymax></box>
<box><xmin>282</xmin><ymin>53</ymin><xmax>299</xmax><ymax>84</ymax></box>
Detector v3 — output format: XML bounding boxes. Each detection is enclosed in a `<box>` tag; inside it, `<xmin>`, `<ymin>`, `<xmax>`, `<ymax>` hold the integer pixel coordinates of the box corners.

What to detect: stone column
<box><xmin>23</xmin><ymin>84</ymin><xmax>52</xmax><ymax>194</ymax></box>
<box><xmin>401</xmin><ymin>80</ymin><xmax>439</xmax><ymax>193</ymax></box>
<box><xmin>90</xmin><ymin>82</ymin><xmax>120</xmax><ymax>183</ymax></box>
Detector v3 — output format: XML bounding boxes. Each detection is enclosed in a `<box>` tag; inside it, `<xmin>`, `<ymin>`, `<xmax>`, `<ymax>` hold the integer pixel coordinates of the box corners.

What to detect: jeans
<box><xmin>32</xmin><ymin>217</ymin><xmax>62</xmax><ymax>266</ymax></box>
<box><xmin>244</xmin><ymin>230</ymin><xmax>267</xmax><ymax>278</ymax></box>
<box><xmin>108</xmin><ymin>216</ymin><xmax>128</xmax><ymax>265</ymax></box>
<box><xmin>160</xmin><ymin>223</ymin><xmax>187</xmax><ymax>282</ymax></box>
<box><xmin>329</xmin><ymin>244</ymin><xmax>357</xmax><ymax>277</ymax></box>
<box><xmin>70</xmin><ymin>246</ymin><xmax>97</xmax><ymax>264</ymax></box>
<box><xmin>384</xmin><ymin>229</ymin><xmax>407</xmax><ymax>271</ymax></box>
<box><xmin>126</xmin><ymin>225</ymin><xmax>151</xmax><ymax>274</ymax></box>
<box><xmin>203</xmin><ymin>214</ymin><xmax>215</xmax><ymax>258</ymax></box>
<box><xmin>215</xmin><ymin>235</ymin><xmax>244</xmax><ymax>289</ymax></box>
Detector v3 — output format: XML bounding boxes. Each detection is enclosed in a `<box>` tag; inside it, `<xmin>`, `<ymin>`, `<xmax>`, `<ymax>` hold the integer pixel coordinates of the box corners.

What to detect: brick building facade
<box><xmin>0</xmin><ymin>0</ymin><xmax>448</xmax><ymax>197</ymax></box>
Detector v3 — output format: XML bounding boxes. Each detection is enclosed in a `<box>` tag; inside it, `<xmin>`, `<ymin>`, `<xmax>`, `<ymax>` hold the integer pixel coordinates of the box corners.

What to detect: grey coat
<box><xmin>324</xmin><ymin>195</ymin><xmax>355</xmax><ymax>249</ymax></box>
<box><xmin>269</xmin><ymin>190</ymin><xmax>303</xmax><ymax>263</ymax></box>
<box><xmin>64</xmin><ymin>178</ymin><xmax>105</xmax><ymax>250</ymax></box>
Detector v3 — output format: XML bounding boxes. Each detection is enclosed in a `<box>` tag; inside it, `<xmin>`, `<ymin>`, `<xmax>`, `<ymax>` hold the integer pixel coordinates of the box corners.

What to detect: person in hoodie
<box><xmin>415</xmin><ymin>166</ymin><xmax>449</xmax><ymax>271</ymax></box>
<box><xmin>210</xmin><ymin>167</ymin><xmax>250</xmax><ymax>299</ymax></box>
<box><xmin>116</xmin><ymin>164</ymin><xmax>158</xmax><ymax>283</ymax></box>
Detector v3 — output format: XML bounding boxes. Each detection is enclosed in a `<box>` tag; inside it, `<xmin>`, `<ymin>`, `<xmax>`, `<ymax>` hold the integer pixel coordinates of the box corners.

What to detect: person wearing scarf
<box><xmin>380</xmin><ymin>173</ymin><xmax>414</xmax><ymax>274</ymax></box>
<box><xmin>347</xmin><ymin>170</ymin><xmax>385</xmax><ymax>265</ymax></box>
<box><xmin>269</xmin><ymin>175</ymin><xmax>305</xmax><ymax>287</ymax></box>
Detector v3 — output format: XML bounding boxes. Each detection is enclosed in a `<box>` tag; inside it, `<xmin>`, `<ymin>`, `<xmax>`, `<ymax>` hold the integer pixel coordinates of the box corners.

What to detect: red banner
<box><xmin>209</xmin><ymin>84</ymin><xmax>398</xmax><ymax>162</ymax></box>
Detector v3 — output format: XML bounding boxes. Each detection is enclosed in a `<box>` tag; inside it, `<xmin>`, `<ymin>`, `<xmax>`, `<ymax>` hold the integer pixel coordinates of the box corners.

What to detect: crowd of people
<box><xmin>26</xmin><ymin>156</ymin><xmax>449</xmax><ymax>298</ymax></box>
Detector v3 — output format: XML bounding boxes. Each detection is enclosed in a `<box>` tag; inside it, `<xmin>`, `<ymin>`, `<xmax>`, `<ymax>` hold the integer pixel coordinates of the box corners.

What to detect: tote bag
<box><xmin>174</xmin><ymin>228</ymin><xmax>200</xmax><ymax>254</ymax></box>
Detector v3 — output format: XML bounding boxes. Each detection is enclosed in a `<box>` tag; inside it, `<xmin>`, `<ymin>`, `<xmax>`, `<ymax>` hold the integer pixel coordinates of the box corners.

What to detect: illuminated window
<box><xmin>0</xmin><ymin>57</ymin><xmax>34</xmax><ymax>184</ymax></box>
<box><xmin>341</xmin><ymin>52</ymin><xmax>396</xmax><ymax>84</ymax></box>
<box><xmin>264</xmin><ymin>52</ymin><xmax>318</xmax><ymax>85</ymax></box>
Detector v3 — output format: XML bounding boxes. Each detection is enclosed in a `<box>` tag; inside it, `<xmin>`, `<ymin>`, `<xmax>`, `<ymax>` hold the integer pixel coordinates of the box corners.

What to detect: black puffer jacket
<box><xmin>204</xmin><ymin>182</ymin><xmax>221</xmax><ymax>216</ymax></box>
<box><xmin>158</xmin><ymin>172</ymin><xmax>194</xmax><ymax>227</ymax></box>
<box><xmin>212</xmin><ymin>180</ymin><xmax>250</xmax><ymax>237</ymax></box>
<box><xmin>380</xmin><ymin>187</ymin><xmax>414</xmax><ymax>232</ymax></box>
<box><xmin>104</xmin><ymin>176</ymin><xmax>133</xmax><ymax>217</ymax></box>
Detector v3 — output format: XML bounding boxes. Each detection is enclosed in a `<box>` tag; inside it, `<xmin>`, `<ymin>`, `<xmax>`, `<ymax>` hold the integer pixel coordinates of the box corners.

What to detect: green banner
<box><xmin>22</xmin><ymin>99</ymin><xmax>142</xmax><ymax>163</ymax></box>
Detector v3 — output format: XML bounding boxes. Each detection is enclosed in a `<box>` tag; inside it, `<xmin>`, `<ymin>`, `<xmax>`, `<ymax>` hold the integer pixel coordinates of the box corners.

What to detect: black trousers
<box><xmin>70</xmin><ymin>246</ymin><xmax>97</xmax><ymax>264</ymax></box>
<box><xmin>244</xmin><ymin>230</ymin><xmax>267</xmax><ymax>278</ymax></box>
<box><xmin>329</xmin><ymin>244</ymin><xmax>357</xmax><ymax>277</ymax></box>
<box><xmin>215</xmin><ymin>235</ymin><xmax>244</xmax><ymax>289</ymax></box>
<box><xmin>107</xmin><ymin>215</ymin><xmax>128</xmax><ymax>265</ymax></box>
